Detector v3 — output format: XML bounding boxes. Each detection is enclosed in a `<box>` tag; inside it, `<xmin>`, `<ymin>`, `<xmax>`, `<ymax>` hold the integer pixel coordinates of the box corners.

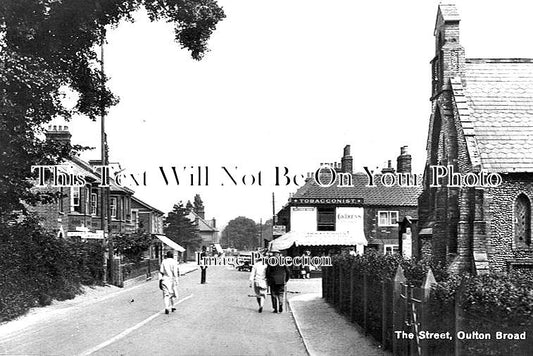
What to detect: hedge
<box><xmin>330</xmin><ymin>251</ymin><xmax>533</xmax><ymax>355</ymax></box>
<box><xmin>0</xmin><ymin>216</ymin><xmax>104</xmax><ymax>322</ymax></box>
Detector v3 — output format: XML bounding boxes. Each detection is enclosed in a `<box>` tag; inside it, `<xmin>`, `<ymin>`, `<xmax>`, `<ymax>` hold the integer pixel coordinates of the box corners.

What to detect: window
<box><xmin>317</xmin><ymin>206</ymin><xmax>335</xmax><ymax>231</ymax></box>
<box><xmin>85</xmin><ymin>188</ymin><xmax>90</xmax><ymax>214</ymax></box>
<box><xmin>70</xmin><ymin>187</ymin><xmax>80</xmax><ymax>212</ymax></box>
<box><xmin>515</xmin><ymin>194</ymin><xmax>531</xmax><ymax>247</ymax></box>
<box><xmin>131</xmin><ymin>210</ymin><xmax>138</xmax><ymax>229</ymax></box>
<box><xmin>90</xmin><ymin>193</ymin><xmax>97</xmax><ymax>216</ymax></box>
<box><xmin>110</xmin><ymin>197</ymin><xmax>117</xmax><ymax>218</ymax></box>
<box><xmin>384</xmin><ymin>244</ymin><xmax>399</xmax><ymax>255</ymax></box>
<box><xmin>59</xmin><ymin>187</ymin><xmax>64</xmax><ymax>213</ymax></box>
<box><xmin>378</xmin><ymin>211</ymin><xmax>399</xmax><ymax>226</ymax></box>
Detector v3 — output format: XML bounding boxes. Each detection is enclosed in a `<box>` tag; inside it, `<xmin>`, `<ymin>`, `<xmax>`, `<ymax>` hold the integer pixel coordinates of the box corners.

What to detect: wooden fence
<box><xmin>322</xmin><ymin>264</ymin><xmax>533</xmax><ymax>356</ymax></box>
<box><xmin>116</xmin><ymin>258</ymin><xmax>159</xmax><ymax>286</ymax></box>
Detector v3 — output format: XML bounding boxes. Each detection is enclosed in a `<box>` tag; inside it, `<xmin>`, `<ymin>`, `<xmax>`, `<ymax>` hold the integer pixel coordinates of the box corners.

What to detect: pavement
<box><xmin>287</xmin><ymin>279</ymin><xmax>391</xmax><ymax>356</ymax></box>
<box><xmin>0</xmin><ymin>263</ymin><xmax>389</xmax><ymax>356</ymax></box>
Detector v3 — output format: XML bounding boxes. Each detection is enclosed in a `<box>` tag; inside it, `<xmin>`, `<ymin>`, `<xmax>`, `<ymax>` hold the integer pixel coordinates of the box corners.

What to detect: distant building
<box><xmin>188</xmin><ymin>210</ymin><xmax>218</xmax><ymax>245</ymax></box>
<box><xmin>274</xmin><ymin>145</ymin><xmax>421</xmax><ymax>255</ymax></box>
<box><xmin>186</xmin><ymin>209</ymin><xmax>219</xmax><ymax>259</ymax></box>
<box><xmin>417</xmin><ymin>4</ymin><xmax>533</xmax><ymax>274</ymax></box>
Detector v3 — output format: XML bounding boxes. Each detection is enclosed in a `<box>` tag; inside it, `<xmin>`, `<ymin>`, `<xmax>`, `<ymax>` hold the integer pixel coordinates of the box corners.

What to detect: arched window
<box><xmin>515</xmin><ymin>194</ymin><xmax>531</xmax><ymax>247</ymax></box>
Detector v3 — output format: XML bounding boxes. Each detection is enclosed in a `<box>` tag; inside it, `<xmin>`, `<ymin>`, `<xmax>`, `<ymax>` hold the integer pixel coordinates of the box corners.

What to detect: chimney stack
<box><xmin>397</xmin><ymin>145</ymin><xmax>412</xmax><ymax>173</ymax></box>
<box><xmin>45</xmin><ymin>125</ymin><xmax>72</xmax><ymax>145</ymax></box>
<box><xmin>341</xmin><ymin>145</ymin><xmax>353</xmax><ymax>174</ymax></box>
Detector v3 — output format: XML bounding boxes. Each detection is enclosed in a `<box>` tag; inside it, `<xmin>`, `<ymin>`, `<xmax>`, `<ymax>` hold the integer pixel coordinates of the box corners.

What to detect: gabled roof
<box><xmin>131</xmin><ymin>196</ymin><xmax>164</xmax><ymax>215</ymax></box>
<box><xmin>68</xmin><ymin>156</ymin><xmax>134</xmax><ymax>194</ymax></box>
<box><xmin>187</xmin><ymin>210</ymin><xmax>218</xmax><ymax>232</ymax></box>
<box><xmin>291</xmin><ymin>173</ymin><xmax>422</xmax><ymax>207</ymax></box>
<box><xmin>434</xmin><ymin>3</ymin><xmax>460</xmax><ymax>35</ymax></box>
<box><xmin>452</xmin><ymin>59</ymin><xmax>533</xmax><ymax>172</ymax></box>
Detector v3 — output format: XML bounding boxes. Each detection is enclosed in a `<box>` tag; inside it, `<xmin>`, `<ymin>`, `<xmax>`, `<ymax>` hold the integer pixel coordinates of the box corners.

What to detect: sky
<box><xmin>62</xmin><ymin>0</ymin><xmax>533</xmax><ymax>229</ymax></box>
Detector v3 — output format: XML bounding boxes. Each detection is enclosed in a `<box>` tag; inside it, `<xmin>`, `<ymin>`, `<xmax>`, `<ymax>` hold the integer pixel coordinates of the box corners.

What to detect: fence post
<box><xmin>350</xmin><ymin>266</ymin><xmax>355</xmax><ymax>322</ymax></box>
<box><xmin>327</xmin><ymin>266</ymin><xmax>332</xmax><ymax>302</ymax></box>
<box><xmin>363</xmin><ymin>274</ymin><xmax>368</xmax><ymax>334</ymax></box>
<box><xmin>393</xmin><ymin>266</ymin><xmax>406</xmax><ymax>356</ymax></box>
<box><xmin>338</xmin><ymin>264</ymin><xmax>343</xmax><ymax>309</ymax></box>
<box><xmin>322</xmin><ymin>266</ymin><xmax>326</xmax><ymax>299</ymax></box>
<box><xmin>421</xmin><ymin>269</ymin><xmax>437</xmax><ymax>356</ymax></box>
<box><xmin>454</xmin><ymin>279</ymin><xmax>466</xmax><ymax>356</ymax></box>
<box><xmin>382</xmin><ymin>280</ymin><xmax>387</xmax><ymax>349</ymax></box>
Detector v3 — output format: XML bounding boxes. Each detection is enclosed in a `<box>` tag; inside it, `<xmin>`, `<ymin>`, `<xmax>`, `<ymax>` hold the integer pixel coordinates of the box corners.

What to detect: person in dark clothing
<box><xmin>266</xmin><ymin>250</ymin><xmax>290</xmax><ymax>313</ymax></box>
<box><xmin>200</xmin><ymin>246</ymin><xmax>207</xmax><ymax>284</ymax></box>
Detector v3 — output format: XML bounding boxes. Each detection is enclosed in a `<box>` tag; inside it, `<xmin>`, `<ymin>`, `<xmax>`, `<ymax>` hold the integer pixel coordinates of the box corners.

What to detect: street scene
<box><xmin>2</xmin><ymin>1</ymin><xmax>533</xmax><ymax>355</ymax></box>
<box><xmin>0</xmin><ymin>265</ymin><xmax>381</xmax><ymax>356</ymax></box>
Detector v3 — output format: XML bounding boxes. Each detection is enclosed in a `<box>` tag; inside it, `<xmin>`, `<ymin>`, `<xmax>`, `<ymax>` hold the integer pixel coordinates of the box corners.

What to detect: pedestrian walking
<box><xmin>200</xmin><ymin>246</ymin><xmax>208</xmax><ymax>284</ymax></box>
<box><xmin>302</xmin><ymin>250</ymin><xmax>312</xmax><ymax>279</ymax></box>
<box><xmin>249</xmin><ymin>254</ymin><xmax>267</xmax><ymax>313</ymax></box>
<box><xmin>266</xmin><ymin>249</ymin><xmax>290</xmax><ymax>313</ymax></box>
<box><xmin>160</xmin><ymin>251</ymin><xmax>179</xmax><ymax>314</ymax></box>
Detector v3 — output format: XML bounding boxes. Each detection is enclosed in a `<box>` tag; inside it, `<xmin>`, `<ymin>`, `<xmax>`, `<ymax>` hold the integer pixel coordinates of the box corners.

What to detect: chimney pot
<box><xmin>381</xmin><ymin>159</ymin><xmax>395</xmax><ymax>174</ymax></box>
<box><xmin>341</xmin><ymin>144</ymin><xmax>353</xmax><ymax>174</ymax></box>
<box><xmin>397</xmin><ymin>145</ymin><xmax>412</xmax><ymax>173</ymax></box>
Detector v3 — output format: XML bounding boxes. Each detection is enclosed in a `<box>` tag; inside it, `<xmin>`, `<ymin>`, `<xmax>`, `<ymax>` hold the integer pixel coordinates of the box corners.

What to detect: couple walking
<box><xmin>249</xmin><ymin>250</ymin><xmax>290</xmax><ymax>313</ymax></box>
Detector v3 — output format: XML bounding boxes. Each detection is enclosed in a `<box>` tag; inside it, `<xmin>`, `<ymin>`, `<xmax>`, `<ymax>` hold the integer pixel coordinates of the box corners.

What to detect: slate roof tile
<box><xmin>291</xmin><ymin>173</ymin><xmax>422</xmax><ymax>207</ymax></box>
<box><xmin>462</xmin><ymin>59</ymin><xmax>533</xmax><ymax>173</ymax></box>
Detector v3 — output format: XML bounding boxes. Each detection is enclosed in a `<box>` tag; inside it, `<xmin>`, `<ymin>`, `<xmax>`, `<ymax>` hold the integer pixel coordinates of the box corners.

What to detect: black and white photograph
<box><xmin>1</xmin><ymin>0</ymin><xmax>533</xmax><ymax>355</ymax></box>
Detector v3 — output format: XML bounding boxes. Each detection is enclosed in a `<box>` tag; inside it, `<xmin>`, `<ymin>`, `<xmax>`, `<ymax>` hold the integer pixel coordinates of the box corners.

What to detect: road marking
<box><xmin>78</xmin><ymin>294</ymin><xmax>193</xmax><ymax>356</ymax></box>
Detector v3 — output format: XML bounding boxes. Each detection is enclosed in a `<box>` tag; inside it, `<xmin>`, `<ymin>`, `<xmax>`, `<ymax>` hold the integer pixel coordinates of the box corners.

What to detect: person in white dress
<box><xmin>249</xmin><ymin>255</ymin><xmax>268</xmax><ymax>313</ymax></box>
<box><xmin>160</xmin><ymin>251</ymin><xmax>180</xmax><ymax>314</ymax></box>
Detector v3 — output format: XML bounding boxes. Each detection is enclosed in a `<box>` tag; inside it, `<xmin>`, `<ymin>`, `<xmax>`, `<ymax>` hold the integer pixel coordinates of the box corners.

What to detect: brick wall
<box><xmin>364</xmin><ymin>206</ymin><xmax>418</xmax><ymax>244</ymax></box>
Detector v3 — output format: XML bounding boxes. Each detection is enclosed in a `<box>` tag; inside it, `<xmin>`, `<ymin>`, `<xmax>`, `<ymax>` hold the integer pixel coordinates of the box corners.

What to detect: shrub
<box><xmin>0</xmin><ymin>215</ymin><xmax>104</xmax><ymax>322</ymax></box>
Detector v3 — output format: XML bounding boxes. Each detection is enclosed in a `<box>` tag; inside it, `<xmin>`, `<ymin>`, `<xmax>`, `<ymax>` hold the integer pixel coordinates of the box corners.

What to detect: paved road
<box><xmin>0</xmin><ymin>266</ymin><xmax>308</xmax><ymax>356</ymax></box>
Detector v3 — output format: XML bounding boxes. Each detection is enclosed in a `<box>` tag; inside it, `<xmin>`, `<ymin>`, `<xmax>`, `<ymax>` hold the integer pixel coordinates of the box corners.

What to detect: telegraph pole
<box><xmin>259</xmin><ymin>218</ymin><xmax>263</xmax><ymax>248</ymax></box>
<box><xmin>99</xmin><ymin>28</ymin><xmax>113</xmax><ymax>285</ymax></box>
<box><xmin>272</xmin><ymin>192</ymin><xmax>276</xmax><ymax>241</ymax></box>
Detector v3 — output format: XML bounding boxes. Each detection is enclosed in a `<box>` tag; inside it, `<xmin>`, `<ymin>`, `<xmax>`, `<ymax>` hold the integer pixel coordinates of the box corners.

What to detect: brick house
<box><xmin>417</xmin><ymin>4</ymin><xmax>533</xmax><ymax>274</ymax></box>
<box><xmin>275</xmin><ymin>145</ymin><xmax>421</xmax><ymax>255</ymax></box>
<box><xmin>30</xmin><ymin>125</ymin><xmax>136</xmax><ymax>240</ymax></box>
<box><xmin>185</xmin><ymin>209</ymin><xmax>218</xmax><ymax>260</ymax></box>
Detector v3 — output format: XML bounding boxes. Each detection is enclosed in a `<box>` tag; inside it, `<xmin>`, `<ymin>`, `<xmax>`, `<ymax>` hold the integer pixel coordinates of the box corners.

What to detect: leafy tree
<box><xmin>193</xmin><ymin>194</ymin><xmax>204</xmax><ymax>215</ymax></box>
<box><xmin>0</xmin><ymin>0</ymin><xmax>225</xmax><ymax>220</ymax></box>
<box><xmin>113</xmin><ymin>230</ymin><xmax>152</xmax><ymax>262</ymax></box>
<box><xmin>223</xmin><ymin>216</ymin><xmax>259</xmax><ymax>250</ymax></box>
<box><xmin>164</xmin><ymin>201</ymin><xmax>202</xmax><ymax>252</ymax></box>
<box><xmin>185</xmin><ymin>200</ymin><xmax>193</xmax><ymax>211</ymax></box>
<box><xmin>0</xmin><ymin>0</ymin><xmax>224</xmax><ymax>319</ymax></box>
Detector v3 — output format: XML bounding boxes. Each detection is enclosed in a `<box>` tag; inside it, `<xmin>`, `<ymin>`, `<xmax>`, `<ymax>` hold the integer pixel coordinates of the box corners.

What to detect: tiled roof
<box><xmin>131</xmin><ymin>196</ymin><xmax>164</xmax><ymax>215</ymax></box>
<box><xmin>291</xmin><ymin>173</ymin><xmax>422</xmax><ymax>206</ymax></box>
<box><xmin>461</xmin><ymin>59</ymin><xmax>533</xmax><ymax>172</ymax></box>
<box><xmin>438</xmin><ymin>3</ymin><xmax>460</xmax><ymax>22</ymax></box>
<box><xmin>187</xmin><ymin>211</ymin><xmax>218</xmax><ymax>232</ymax></box>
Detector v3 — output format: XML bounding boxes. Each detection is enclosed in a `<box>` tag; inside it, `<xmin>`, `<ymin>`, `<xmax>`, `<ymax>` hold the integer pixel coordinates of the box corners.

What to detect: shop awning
<box><xmin>214</xmin><ymin>243</ymin><xmax>223</xmax><ymax>254</ymax></box>
<box><xmin>269</xmin><ymin>231</ymin><xmax>367</xmax><ymax>251</ymax></box>
<box><xmin>154</xmin><ymin>234</ymin><xmax>185</xmax><ymax>252</ymax></box>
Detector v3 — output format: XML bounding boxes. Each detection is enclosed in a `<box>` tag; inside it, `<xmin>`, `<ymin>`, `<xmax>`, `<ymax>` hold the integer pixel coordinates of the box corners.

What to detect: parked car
<box><xmin>236</xmin><ymin>253</ymin><xmax>252</xmax><ymax>272</ymax></box>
